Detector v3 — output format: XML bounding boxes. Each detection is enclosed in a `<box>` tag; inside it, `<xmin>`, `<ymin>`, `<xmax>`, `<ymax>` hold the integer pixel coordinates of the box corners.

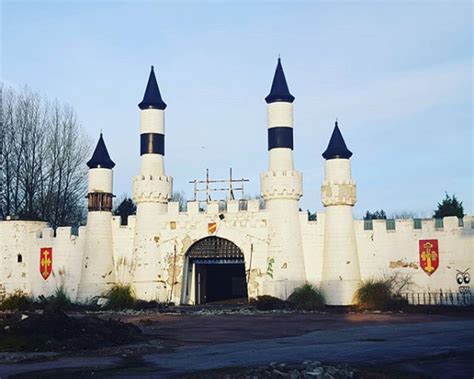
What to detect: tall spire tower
<box><xmin>260</xmin><ymin>58</ymin><xmax>306</xmax><ymax>298</ymax></box>
<box><xmin>320</xmin><ymin>121</ymin><xmax>361</xmax><ymax>305</ymax></box>
<box><xmin>77</xmin><ymin>133</ymin><xmax>116</xmax><ymax>302</ymax></box>
<box><xmin>131</xmin><ymin>66</ymin><xmax>173</xmax><ymax>301</ymax></box>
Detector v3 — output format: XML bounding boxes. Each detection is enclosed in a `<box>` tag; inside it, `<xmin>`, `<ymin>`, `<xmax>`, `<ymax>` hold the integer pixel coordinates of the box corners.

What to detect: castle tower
<box><xmin>260</xmin><ymin>58</ymin><xmax>306</xmax><ymax>299</ymax></box>
<box><xmin>320</xmin><ymin>122</ymin><xmax>361</xmax><ymax>305</ymax></box>
<box><xmin>131</xmin><ymin>66</ymin><xmax>172</xmax><ymax>301</ymax></box>
<box><xmin>77</xmin><ymin>133</ymin><xmax>116</xmax><ymax>302</ymax></box>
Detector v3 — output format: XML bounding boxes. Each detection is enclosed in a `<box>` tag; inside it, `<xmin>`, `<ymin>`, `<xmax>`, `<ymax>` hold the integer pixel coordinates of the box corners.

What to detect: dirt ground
<box><xmin>1</xmin><ymin>307</ymin><xmax>474</xmax><ymax>378</ymax></box>
<box><xmin>114</xmin><ymin>308</ymin><xmax>474</xmax><ymax>349</ymax></box>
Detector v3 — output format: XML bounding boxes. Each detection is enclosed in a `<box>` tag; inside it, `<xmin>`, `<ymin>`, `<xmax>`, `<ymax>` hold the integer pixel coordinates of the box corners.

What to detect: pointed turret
<box><xmin>265</xmin><ymin>58</ymin><xmax>295</xmax><ymax>104</ymax></box>
<box><xmin>87</xmin><ymin>133</ymin><xmax>115</xmax><ymax>169</ymax></box>
<box><xmin>78</xmin><ymin>132</ymin><xmax>115</xmax><ymax>302</ymax></box>
<box><xmin>260</xmin><ymin>58</ymin><xmax>306</xmax><ymax>299</ymax></box>
<box><xmin>320</xmin><ymin>120</ymin><xmax>360</xmax><ymax>305</ymax></box>
<box><xmin>138</xmin><ymin>66</ymin><xmax>167</xmax><ymax>110</ymax></box>
<box><xmin>322</xmin><ymin>121</ymin><xmax>353</xmax><ymax>160</ymax></box>
<box><xmin>132</xmin><ymin>65</ymin><xmax>173</xmax><ymax>302</ymax></box>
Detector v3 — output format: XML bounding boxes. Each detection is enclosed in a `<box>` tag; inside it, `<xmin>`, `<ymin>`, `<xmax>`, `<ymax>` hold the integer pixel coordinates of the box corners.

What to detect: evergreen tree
<box><xmin>307</xmin><ymin>210</ymin><xmax>317</xmax><ymax>221</ymax></box>
<box><xmin>364</xmin><ymin>210</ymin><xmax>387</xmax><ymax>220</ymax></box>
<box><xmin>434</xmin><ymin>193</ymin><xmax>464</xmax><ymax>219</ymax></box>
<box><xmin>114</xmin><ymin>197</ymin><xmax>136</xmax><ymax>225</ymax></box>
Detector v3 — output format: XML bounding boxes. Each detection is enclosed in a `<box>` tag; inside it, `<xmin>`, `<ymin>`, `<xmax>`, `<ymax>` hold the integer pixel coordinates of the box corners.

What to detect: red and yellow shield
<box><xmin>208</xmin><ymin>222</ymin><xmax>217</xmax><ymax>235</ymax></box>
<box><xmin>40</xmin><ymin>247</ymin><xmax>53</xmax><ymax>280</ymax></box>
<box><xmin>419</xmin><ymin>239</ymin><xmax>439</xmax><ymax>276</ymax></box>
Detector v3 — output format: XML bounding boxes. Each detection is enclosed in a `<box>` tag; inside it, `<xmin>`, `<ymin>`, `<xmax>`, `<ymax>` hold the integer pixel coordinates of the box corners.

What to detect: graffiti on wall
<box><xmin>456</xmin><ymin>268</ymin><xmax>471</xmax><ymax>294</ymax></box>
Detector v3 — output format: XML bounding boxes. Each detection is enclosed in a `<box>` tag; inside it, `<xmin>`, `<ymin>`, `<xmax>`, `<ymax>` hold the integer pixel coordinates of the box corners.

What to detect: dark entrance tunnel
<box><xmin>195</xmin><ymin>263</ymin><xmax>248</xmax><ymax>303</ymax></box>
<box><xmin>186</xmin><ymin>236</ymin><xmax>248</xmax><ymax>304</ymax></box>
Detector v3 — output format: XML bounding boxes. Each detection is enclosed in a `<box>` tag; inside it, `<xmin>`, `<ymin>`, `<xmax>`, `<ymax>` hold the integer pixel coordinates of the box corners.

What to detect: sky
<box><xmin>1</xmin><ymin>0</ymin><xmax>472</xmax><ymax>218</ymax></box>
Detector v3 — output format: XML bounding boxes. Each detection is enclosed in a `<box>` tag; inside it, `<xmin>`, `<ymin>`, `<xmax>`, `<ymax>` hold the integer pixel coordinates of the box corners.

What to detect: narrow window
<box><xmin>364</xmin><ymin>219</ymin><xmax>373</xmax><ymax>230</ymax></box>
<box><xmin>386</xmin><ymin>219</ymin><xmax>396</xmax><ymax>231</ymax></box>
<box><xmin>17</xmin><ymin>254</ymin><xmax>22</xmax><ymax>263</ymax></box>
<box><xmin>413</xmin><ymin>219</ymin><xmax>422</xmax><ymax>230</ymax></box>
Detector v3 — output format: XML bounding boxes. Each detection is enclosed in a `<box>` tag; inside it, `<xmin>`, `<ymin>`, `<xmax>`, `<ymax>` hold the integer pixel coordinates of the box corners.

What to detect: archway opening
<box><xmin>186</xmin><ymin>236</ymin><xmax>248</xmax><ymax>304</ymax></box>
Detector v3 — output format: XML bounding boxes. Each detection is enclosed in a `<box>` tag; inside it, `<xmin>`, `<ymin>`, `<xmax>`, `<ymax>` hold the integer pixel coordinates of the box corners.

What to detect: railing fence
<box><xmin>400</xmin><ymin>292</ymin><xmax>473</xmax><ymax>306</ymax></box>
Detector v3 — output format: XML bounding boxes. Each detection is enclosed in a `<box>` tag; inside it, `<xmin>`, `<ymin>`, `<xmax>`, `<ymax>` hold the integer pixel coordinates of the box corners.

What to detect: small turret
<box><xmin>86</xmin><ymin>133</ymin><xmax>114</xmax><ymax>212</ymax></box>
<box><xmin>77</xmin><ymin>133</ymin><xmax>116</xmax><ymax>302</ymax></box>
<box><xmin>320</xmin><ymin>121</ymin><xmax>361</xmax><ymax>305</ymax></box>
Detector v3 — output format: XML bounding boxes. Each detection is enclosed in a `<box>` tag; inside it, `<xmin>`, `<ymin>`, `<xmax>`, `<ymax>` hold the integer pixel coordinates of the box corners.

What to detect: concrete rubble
<box><xmin>215</xmin><ymin>360</ymin><xmax>355</xmax><ymax>379</ymax></box>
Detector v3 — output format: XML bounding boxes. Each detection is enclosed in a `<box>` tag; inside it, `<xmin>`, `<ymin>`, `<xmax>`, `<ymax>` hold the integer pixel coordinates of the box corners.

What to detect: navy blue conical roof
<box><xmin>322</xmin><ymin>121</ymin><xmax>353</xmax><ymax>160</ymax></box>
<box><xmin>265</xmin><ymin>58</ymin><xmax>295</xmax><ymax>104</ymax></box>
<box><xmin>87</xmin><ymin>133</ymin><xmax>115</xmax><ymax>169</ymax></box>
<box><xmin>138</xmin><ymin>66</ymin><xmax>167</xmax><ymax>110</ymax></box>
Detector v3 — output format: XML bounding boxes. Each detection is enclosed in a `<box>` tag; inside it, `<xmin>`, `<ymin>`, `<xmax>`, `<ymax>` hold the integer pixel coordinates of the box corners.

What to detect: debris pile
<box><xmin>0</xmin><ymin>310</ymin><xmax>145</xmax><ymax>352</ymax></box>
<box><xmin>238</xmin><ymin>361</ymin><xmax>355</xmax><ymax>379</ymax></box>
<box><xmin>183</xmin><ymin>361</ymin><xmax>356</xmax><ymax>379</ymax></box>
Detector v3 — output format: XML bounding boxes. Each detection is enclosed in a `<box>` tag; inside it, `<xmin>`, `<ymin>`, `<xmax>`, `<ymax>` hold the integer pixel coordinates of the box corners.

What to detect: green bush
<box><xmin>0</xmin><ymin>291</ymin><xmax>32</xmax><ymax>311</ymax></box>
<box><xmin>354</xmin><ymin>279</ymin><xmax>395</xmax><ymax>310</ymax></box>
<box><xmin>48</xmin><ymin>287</ymin><xmax>73</xmax><ymax>310</ymax></box>
<box><xmin>105</xmin><ymin>284</ymin><xmax>135</xmax><ymax>310</ymax></box>
<box><xmin>250</xmin><ymin>295</ymin><xmax>287</xmax><ymax>310</ymax></box>
<box><xmin>287</xmin><ymin>283</ymin><xmax>325</xmax><ymax>311</ymax></box>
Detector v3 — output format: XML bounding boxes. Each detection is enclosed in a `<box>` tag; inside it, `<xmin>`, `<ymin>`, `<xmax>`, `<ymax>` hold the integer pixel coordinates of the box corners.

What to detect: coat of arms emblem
<box><xmin>40</xmin><ymin>248</ymin><xmax>53</xmax><ymax>280</ymax></box>
<box><xmin>419</xmin><ymin>240</ymin><xmax>439</xmax><ymax>276</ymax></box>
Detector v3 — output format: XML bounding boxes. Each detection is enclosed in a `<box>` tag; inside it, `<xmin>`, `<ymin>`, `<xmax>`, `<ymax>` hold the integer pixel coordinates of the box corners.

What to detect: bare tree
<box><xmin>389</xmin><ymin>211</ymin><xmax>420</xmax><ymax>219</ymax></box>
<box><xmin>0</xmin><ymin>84</ymin><xmax>91</xmax><ymax>226</ymax></box>
<box><xmin>171</xmin><ymin>191</ymin><xmax>187</xmax><ymax>212</ymax></box>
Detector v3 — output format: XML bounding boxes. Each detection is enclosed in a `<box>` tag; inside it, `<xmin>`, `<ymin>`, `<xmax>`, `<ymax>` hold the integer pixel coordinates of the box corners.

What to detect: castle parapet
<box><xmin>260</xmin><ymin>170</ymin><xmax>303</xmax><ymax>200</ymax></box>
<box><xmin>355</xmin><ymin>215</ymin><xmax>473</xmax><ymax>233</ymax></box>
<box><xmin>132</xmin><ymin>174</ymin><xmax>172</xmax><ymax>204</ymax></box>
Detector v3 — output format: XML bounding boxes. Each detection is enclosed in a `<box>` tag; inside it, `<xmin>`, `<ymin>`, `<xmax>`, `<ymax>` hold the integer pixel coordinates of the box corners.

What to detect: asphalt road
<box><xmin>1</xmin><ymin>319</ymin><xmax>474</xmax><ymax>378</ymax></box>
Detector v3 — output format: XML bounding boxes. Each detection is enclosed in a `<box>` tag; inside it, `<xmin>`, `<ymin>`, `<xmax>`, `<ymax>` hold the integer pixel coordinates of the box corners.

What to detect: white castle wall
<box><xmin>300</xmin><ymin>214</ymin><xmax>323</xmax><ymax>283</ymax></box>
<box><xmin>112</xmin><ymin>215</ymin><xmax>136</xmax><ymax>285</ymax></box>
<box><xmin>1</xmin><ymin>212</ymin><xmax>472</xmax><ymax>304</ymax></box>
<box><xmin>0</xmin><ymin>221</ymin><xmax>85</xmax><ymax>301</ymax></box>
<box><xmin>125</xmin><ymin>200</ymin><xmax>271</xmax><ymax>304</ymax></box>
<box><xmin>32</xmin><ymin>227</ymin><xmax>85</xmax><ymax>301</ymax></box>
<box><xmin>0</xmin><ymin>221</ymin><xmax>47</xmax><ymax>297</ymax></box>
<box><xmin>354</xmin><ymin>215</ymin><xmax>474</xmax><ymax>297</ymax></box>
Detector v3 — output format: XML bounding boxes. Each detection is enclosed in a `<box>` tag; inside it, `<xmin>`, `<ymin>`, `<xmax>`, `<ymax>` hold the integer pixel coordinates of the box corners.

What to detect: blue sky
<box><xmin>1</xmin><ymin>1</ymin><xmax>472</xmax><ymax>218</ymax></box>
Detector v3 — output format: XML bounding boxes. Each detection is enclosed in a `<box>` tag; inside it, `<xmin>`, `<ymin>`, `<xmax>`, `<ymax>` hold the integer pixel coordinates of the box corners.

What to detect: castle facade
<box><xmin>1</xmin><ymin>61</ymin><xmax>472</xmax><ymax>305</ymax></box>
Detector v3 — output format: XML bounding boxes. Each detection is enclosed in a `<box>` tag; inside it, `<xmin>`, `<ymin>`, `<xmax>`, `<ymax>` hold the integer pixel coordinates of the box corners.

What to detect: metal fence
<box><xmin>400</xmin><ymin>292</ymin><xmax>473</xmax><ymax>306</ymax></box>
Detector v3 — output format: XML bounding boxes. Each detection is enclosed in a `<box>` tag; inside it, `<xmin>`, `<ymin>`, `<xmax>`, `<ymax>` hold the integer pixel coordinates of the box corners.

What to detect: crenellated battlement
<box><xmin>260</xmin><ymin>170</ymin><xmax>303</xmax><ymax>200</ymax></box>
<box><xmin>354</xmin><ymin>215</ymin><xmax>474</xmax><ymax>234</ymax></box>
<box><xmin>111</xmin><ymin>215</ymin><xmax>136</xmax><ymax>228</ymax></box>
<box><xmin>110</xmin><ymin>200</ymin><xmax>269</xmax><ymax>234</ymax></box>
<box><xmin>305</xmin><ymin>213</ymin><xmax>474</xmax><ymax>233</ymax></box>
<box><xmin>35</xmin><ymin>226</ymin><xmax>86</xmax><ymax>241</ymax></box>
<box><xmin>132</xmin><ymin>174</ymin><xmax>173</xmax><ymax>203</ymax></box>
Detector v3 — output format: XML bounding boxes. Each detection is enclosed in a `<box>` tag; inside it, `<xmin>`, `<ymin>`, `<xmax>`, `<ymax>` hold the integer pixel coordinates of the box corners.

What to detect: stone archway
<box><xmin>183</xmin><ymin>236</ymin><xmax>248</xmax><ymax>304</ymax></box>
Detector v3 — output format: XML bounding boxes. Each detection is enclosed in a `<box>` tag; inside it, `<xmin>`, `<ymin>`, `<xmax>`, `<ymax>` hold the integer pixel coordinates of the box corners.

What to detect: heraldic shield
<box><xmin>208</xmin><ymin>222</ymin><xmax>217</xmax><ymax>235</ymax></box>
<box><xmin>40</xmin><ymin>247</ymin><xmax>53</xmax><ymax>280</ymax></box>
<box><xmin>419</xmin><ymin>239</ymin><xmax>439</xmax><ymax>276</ymax></box>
